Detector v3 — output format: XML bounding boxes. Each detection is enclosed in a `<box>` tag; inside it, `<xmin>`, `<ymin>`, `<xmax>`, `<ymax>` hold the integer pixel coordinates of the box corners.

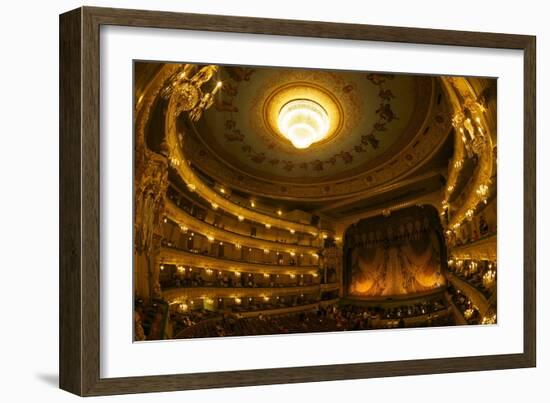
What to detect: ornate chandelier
<box><xmin>277</xmin><ymin>99</ymin><xmax>330</xmax><ymax>149</ymax></box>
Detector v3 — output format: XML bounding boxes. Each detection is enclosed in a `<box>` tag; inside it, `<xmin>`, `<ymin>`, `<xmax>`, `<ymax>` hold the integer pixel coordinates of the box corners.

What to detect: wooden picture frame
<box><xmin>59</xmin><ymin>6</ymin><xmax>536</xmax><ymax>396</ymax></box>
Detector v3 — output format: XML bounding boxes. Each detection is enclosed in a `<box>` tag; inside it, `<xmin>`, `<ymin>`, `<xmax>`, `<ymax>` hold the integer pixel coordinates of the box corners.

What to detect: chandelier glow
<box><xmin>277</xmin><ymin>99</ymin><xmax>330</xmax><ymax>149</ymax></box>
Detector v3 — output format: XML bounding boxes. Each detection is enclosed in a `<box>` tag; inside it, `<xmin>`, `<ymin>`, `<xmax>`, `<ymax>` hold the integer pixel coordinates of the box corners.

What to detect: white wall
<box><xmin>0</xmin><ymin>0</ymin><xmax>546</xmax><ymax>401</ymax></box>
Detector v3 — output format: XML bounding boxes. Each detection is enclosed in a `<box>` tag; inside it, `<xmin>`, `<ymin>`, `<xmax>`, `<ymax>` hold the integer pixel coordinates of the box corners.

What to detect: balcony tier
<box><xmin>163</xmin><ymin>284</ymin><xmax>326</xmax><ymax>302</ymax></box>
<box><xmin>159</xmin><ymin>247</ymin><xmax>319</xmax><ymax>275</ymax></box>
<box><xmin>165</xmin><ymin>199</ymin><xmax>319</xmax><ymax>255</ymax></box>
<box><xmin>450</xmin><ymin>234</ymin><xmax>496</xmax><ymax>261</ymax></box>
<box><xmin>445</xmin><ymin>271</ymin><xmax>490</xmax><ymax>316</ymax></box>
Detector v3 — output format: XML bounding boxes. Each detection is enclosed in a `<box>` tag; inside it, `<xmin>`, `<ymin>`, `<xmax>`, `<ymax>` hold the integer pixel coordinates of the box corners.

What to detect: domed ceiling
<box><xmin>183</xmin><ymin>66</ymin><xmax>451</xmax><ymax>200</ymax></box>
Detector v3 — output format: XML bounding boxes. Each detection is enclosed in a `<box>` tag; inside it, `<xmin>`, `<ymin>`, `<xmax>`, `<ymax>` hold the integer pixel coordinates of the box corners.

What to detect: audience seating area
<box><xmin>170</xmin><ymin>298</ymin><xmax>455</xmax><ymax>339</ymax></box>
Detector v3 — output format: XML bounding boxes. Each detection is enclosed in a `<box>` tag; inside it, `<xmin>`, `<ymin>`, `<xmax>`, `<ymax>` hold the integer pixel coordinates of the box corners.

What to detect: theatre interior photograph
<box><xmin>133</xmin><ymin>62</ymin><xmax>497</xmax><ymax>341</ymax></box>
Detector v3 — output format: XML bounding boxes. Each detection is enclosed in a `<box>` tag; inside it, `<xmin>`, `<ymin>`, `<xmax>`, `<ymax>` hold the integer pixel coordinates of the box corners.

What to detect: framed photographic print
<box><xmin>59</xmin><ymin>6</ymin><xmax>536</xmax><ymax>396</ymax></box>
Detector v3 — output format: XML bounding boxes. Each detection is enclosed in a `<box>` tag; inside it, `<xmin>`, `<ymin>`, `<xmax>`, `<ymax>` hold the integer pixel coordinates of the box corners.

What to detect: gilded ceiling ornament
<box><xmin>173</xmin><ymin>69</ymin><xmax>448</xmax><ymax>200</ymax></box>
<box><xmin>182</xmin><ymin>88</ymin><xmax>448</xmax><ymax>200</ymax></box>
<box><xmin>208</xmin><ymin>70</ymin><xmax>402</xmax><ymax>172</ymax></box>
<box><xmin>463</xmin><ymin>97</ymin><xmax>487</xmax><ymax>115</ymax></box>
<box><xmin>161</xmin><ymin>64</ymin><xmax>221</xmax><ymax>122</ymax></box>
<box><xmin>452</xmin><ymin>111</ymin><xmax>466</xmax><ymax>129</ymax></box>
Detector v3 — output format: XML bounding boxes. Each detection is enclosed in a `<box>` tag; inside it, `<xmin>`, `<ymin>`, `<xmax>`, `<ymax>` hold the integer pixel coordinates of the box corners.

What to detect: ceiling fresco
<box><xmin>191</xmin><ymin>66</ymin><xmax>435</xmax><ymax>183</ymax></box>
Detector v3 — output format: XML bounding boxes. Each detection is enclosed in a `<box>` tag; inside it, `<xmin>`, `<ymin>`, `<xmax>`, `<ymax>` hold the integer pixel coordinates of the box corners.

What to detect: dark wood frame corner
<box><xmin>59</xmin><ymin>6</ymin><xmax>536</xmax><ymax>396</ymax></box>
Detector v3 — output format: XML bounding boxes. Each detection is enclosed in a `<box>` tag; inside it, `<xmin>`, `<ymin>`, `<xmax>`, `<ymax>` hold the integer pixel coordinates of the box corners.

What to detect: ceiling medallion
<box><xmin>262</xmin><ymin>82</ymin><xmax>344</xmax><ymax>151</ymax></box>
<box><xmin>277</xmin><ymin>99</ymin><xmax>330</xmax><ymax>149</ymax></box>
